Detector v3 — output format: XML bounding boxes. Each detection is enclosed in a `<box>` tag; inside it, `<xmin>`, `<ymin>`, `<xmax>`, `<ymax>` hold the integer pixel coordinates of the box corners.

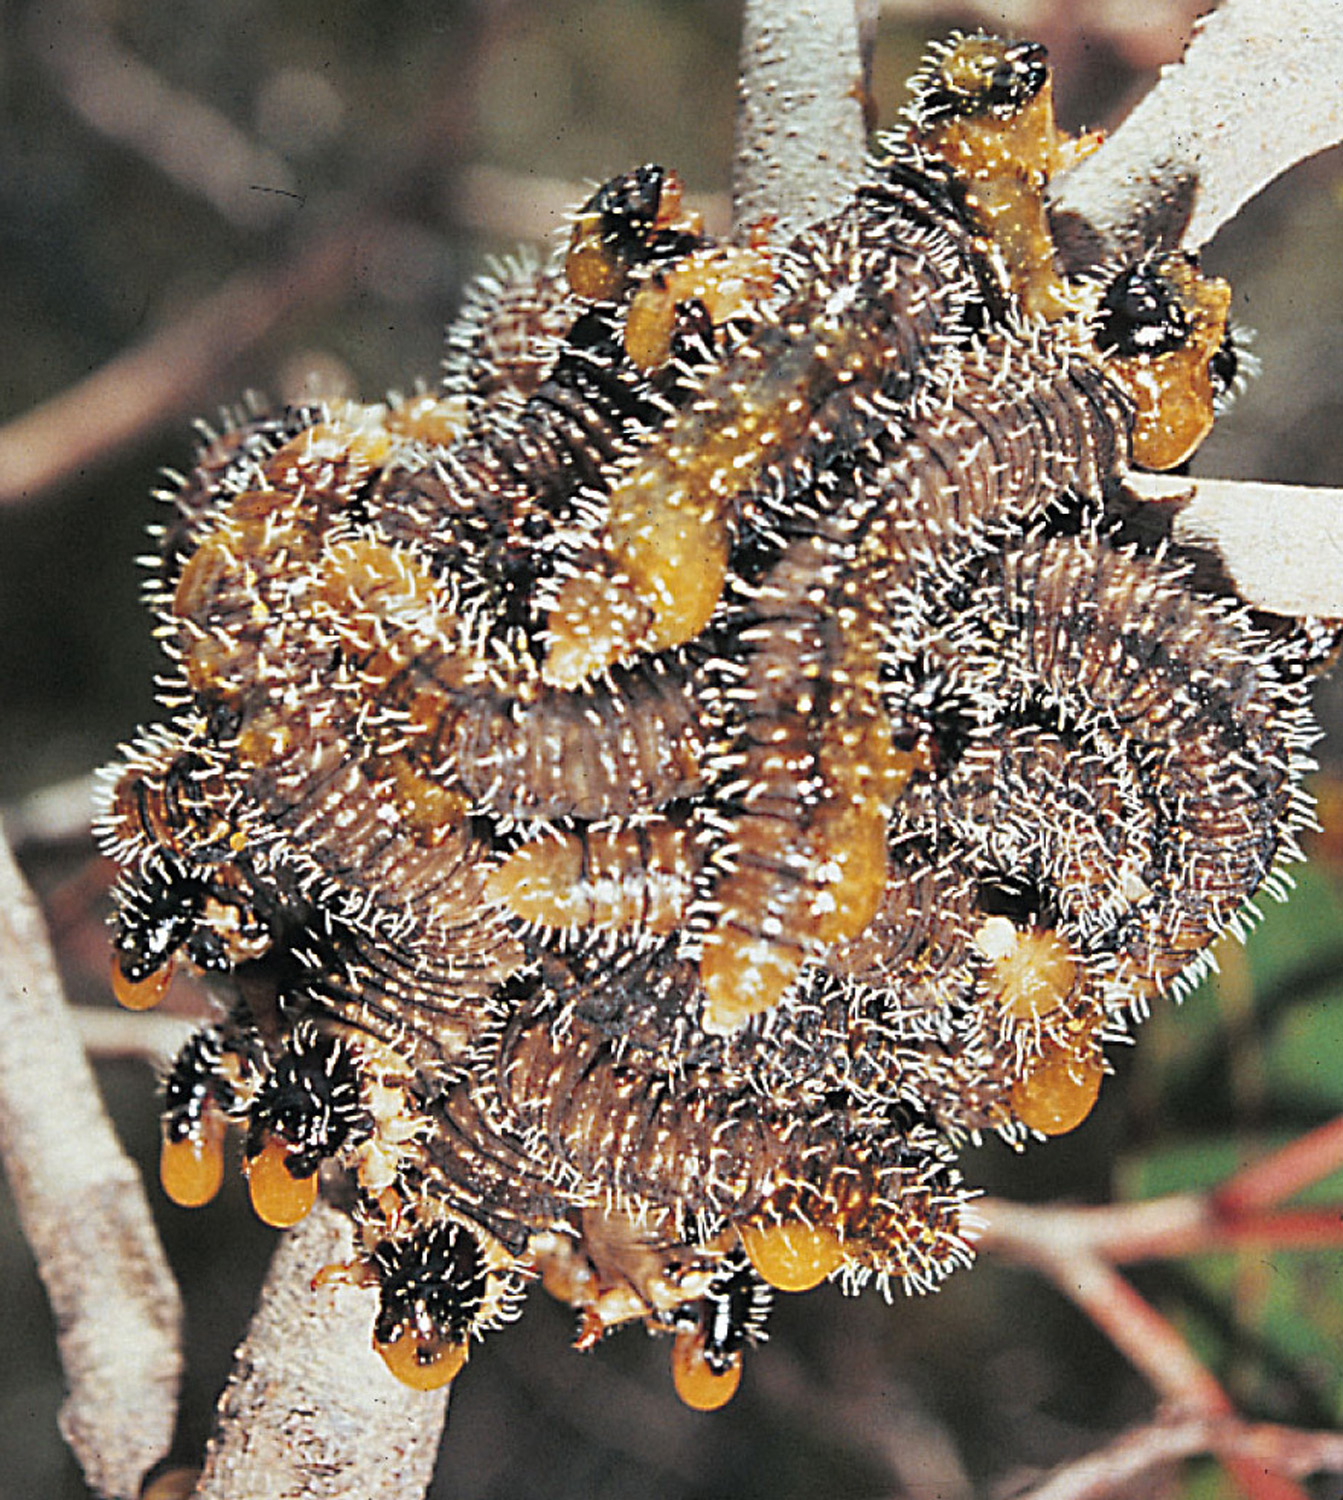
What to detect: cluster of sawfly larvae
<box><xmin>97</xmin><ymin>35</ymin><xmax>1324</xmax><ymax>1410</ymax></box>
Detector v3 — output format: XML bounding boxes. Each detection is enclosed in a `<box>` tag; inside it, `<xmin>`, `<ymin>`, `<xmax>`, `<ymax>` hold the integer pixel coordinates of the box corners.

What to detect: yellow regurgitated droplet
<box><xmin>1012</xmin><ymin>1038</ymin><xmax>1104</xmax><ymax>1136</ymax></box>
<box><xmin>739</xmin><ymin>1218</ymin><xmax>844</xmax><ymax>1293</ymax></box>
<box><xmin>564</xmin><ymin>218</ymin><xmax>622</xmax><ymax>301</ymax></box>
<box><xmin>376</xmin><ymin>1330</ymin><xmax>468</xmax><ymax>1391</ymax></box>
<box><xmin>160</xmin><ymin>1114</ymin><xmax>226</xmax><ymax>1208</ymax></box>
<box><xmin>670</xmin><ymin>1329</ymin><xmax>742</xmax><ymax>1411</ymax></box>
<box><xmin>111</xmin><ymin>957</ymin><xmax>174</xmax><ymax>1011</ymax></box>
<box><xmin>246</xmin><ymin>1136</ymin><xmax>318</xmax><ymax>1228</ymax></box>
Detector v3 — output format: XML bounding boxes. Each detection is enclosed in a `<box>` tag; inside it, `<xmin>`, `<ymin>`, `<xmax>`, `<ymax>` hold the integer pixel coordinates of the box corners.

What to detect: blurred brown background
<box><xmin>1</xmin><ymin>2</ymin><xmax>1341</xmax><ymax>1497</ymax></box>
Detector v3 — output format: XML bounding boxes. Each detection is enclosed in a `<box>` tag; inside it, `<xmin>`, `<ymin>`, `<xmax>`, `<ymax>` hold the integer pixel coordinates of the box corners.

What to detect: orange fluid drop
<box><xmin>160</xmin><ymin>1115</ymin><xmax>226</xmax><ymax>1208</ymax></box>
<box><xmin>376</xmin><ymin>1330</ymin><xmax>468</xmax><ymax>1391</ymax></box>
<box><xmin>246</xmin><ymin>1137</ymin><xmax>318</xmax><ymax>1227</ymax></box>
<box><xmin>111</xmin><ymin>957</ymin><xmax>174</xmax><ymax>1011</ymax></box>
<box><xmin>139</xmin><ymin>1467</ymin><xmax>201</xmax><ymax>1500</ymax></box>
<box><xmin>670</xmin><ymin>1330</ymin><xmax>742</xmax><ymax>1411</ymax></box>
<box><xmin>1012</xmin><ymin>1042</ymin><xmax>1104</xmax><ymax>1136</ymax></box>
<box><xmin>739</xmin><ymin>1218</ymin><xmax>844</xmax><ymax>1293</ymax></box>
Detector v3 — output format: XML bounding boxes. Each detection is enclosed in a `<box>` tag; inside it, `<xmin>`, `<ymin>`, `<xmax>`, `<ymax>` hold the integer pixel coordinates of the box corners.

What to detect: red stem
<box><xmin>1214</xmin><ymin>1115</ymin><xmax>1343</xmax><ymax>1215</ymax></box>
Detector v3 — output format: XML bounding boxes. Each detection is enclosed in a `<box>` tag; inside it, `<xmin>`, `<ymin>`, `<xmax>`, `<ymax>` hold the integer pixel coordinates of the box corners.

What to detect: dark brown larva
<box><xmin>96</xmin><ymin>34</ymin><xmax>1324</xmax><ymax>1405</ymax></box>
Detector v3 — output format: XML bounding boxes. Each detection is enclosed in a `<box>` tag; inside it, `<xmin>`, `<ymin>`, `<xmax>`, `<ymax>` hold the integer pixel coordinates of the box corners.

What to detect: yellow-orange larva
<box><xmin>623</xmin><ymin>242</ymin><xmax>775</xmax><ymax>371</ymax></box>
<box><xmin>1094</xmin><ymin>253</ymin><xmax>1233</xmax><ymax>470</ymax></box>
<box><xmin>486</xmin><ymin>818</ymin><xmax>698</xmax><ymax>938</ymax></box>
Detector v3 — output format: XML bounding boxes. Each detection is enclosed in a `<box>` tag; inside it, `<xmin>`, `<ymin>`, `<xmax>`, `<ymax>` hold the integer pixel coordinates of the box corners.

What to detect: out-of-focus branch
<box><xmin>984</xmin><ymin>1215</ymin><xmax>1317</xmax><ymax>1499</ymax></box>
<box><xmin>31</xmin><ymin>0</ymin><xmax>298</xmax><ymax>230</ymax></box>
<box><xmin>74</xmin><ymin>1006</ymin><xmax>198</xmax><ymax>1066</ymax></box>
<box><xmin>0</xmin><ymin>830</ymin><xmax>181</xmax><ymax>1499</ymax></box>
<box><xmin>193</xmin><ymin>1202</ymin><xmax>448</xmax><ymax>1500</ymax></box>
<box><xmin>978</xmin><ymin>1143</ymin><xmax>1343</xmax><ymax>1500</ymax></box>
<box><xmin>0</xmin><ymin>0</ymin><xmax>502</xmax><ymax>510</ymax></box>
<box><xmin>1214</xmin><ymin>1113</ymin><xmax>1343</xmax><ymax>1215</ymax></box>
<box><xmin>1053</xmin><ymin>0</ymin><xmax>1343</xmax><ymax>256</ymax></box>
<box><xmin>0</xmin><ymin>224</ymin><xmax>362</xmax><ymax>507</ymax></box>
<box><xmin>3</xmin><ymin>775</ymin><xmax>101</xmax><ymax>848</ymax></box>
<box><xmin>1016</xmin><ymin>1415</ymin><xmax>1343</xmax><ymax>1500</ymax></box>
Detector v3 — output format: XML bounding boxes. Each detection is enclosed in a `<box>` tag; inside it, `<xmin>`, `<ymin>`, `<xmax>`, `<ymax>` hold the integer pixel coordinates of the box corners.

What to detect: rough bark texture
<box><xmin>1053</xmin><ymin>0</ymin><xmax>1343</xmax><ymax>256</ymax></box>
<box><xmin>0</xmin><ymin>830</ymin><xmax>181</xmax><ymax>1499</ymax></box>
<box><xmin>193</xmin><ymin>1202</ymin><xmax>449</xmax><ymax>1500</ymax></box>
<box><xmin>732</xmin><ymin>0</ymin><xmax>875</xmax><ymax>239</ymax></box>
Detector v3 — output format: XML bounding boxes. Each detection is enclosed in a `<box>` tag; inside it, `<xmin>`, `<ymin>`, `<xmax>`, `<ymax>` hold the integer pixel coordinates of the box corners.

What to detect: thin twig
<box><xmin>1014</xmin><ymin>1414</ymin><xmax>1343</xmax><ymax>1500</ymax></box>
<box><xmin>983</xmin><ymin>1217</ymin><xmax>1315</xmax><ymax>1499</ymax></box>
<box><xmin>1214</xmin><ymin>1113</ymin><xmax>1343</xmax><ymax>1215</ymax></box>
<box><xmin>0</xmin><ymin>830</ymin><xmax>181</xmax><ymax>1499</ymax></box>
<box><xmin>0</xmin><ymin>223</ymin><xmax>362</xmax><ymax>507</ymax></box>
<box><xmin>74</xmin><ymin>1005</ymin><xmax>199</xmax><ymax>1066</ymax></box>
<box><xmin>978</xmin><ymin>1191</ymin><xmax>1343</xmax><ymax>1265</ymax></box>
<box><xmin>32</xmin><ymin>0</ymin><xmax>298</xmax><ymax>230</ymax></box>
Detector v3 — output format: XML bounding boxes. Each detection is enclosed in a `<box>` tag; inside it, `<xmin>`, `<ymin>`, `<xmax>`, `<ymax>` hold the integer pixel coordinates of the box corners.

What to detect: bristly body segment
<box><xmin>96</xmin><ymin>35</ymin><xmax>1324</xmax><ymax>1406</ymax></box>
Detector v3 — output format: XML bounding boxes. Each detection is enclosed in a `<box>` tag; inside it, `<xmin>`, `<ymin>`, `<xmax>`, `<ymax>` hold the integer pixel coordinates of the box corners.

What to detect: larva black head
<box><xmin>373</xmin><ymin>1222</ymin><xmax>492</xmax><ymax>1347</ymax></box>
<box><xmin>694</xmin><ymin>1251</ymin><xmax>773</xmax><ymax>1374</ymax></box>
<box><xmin>565</xmin><ymin>164</ymin><xmax>705</xmax><ymax>302</ymax></box>
<box><xmin>913</xmin><ymin>36</ymin><xmax>1048</xmax><ymax>125</ymax></box>
<box><xmin>113</xmin><ymin>856</ymin><xmax>202</xmax><ymax>985</ymax></box>
<box><xmin>667</xmin><ymin>1249</ymin><xmax>773</xmax><ymax>1410</ymax></box>
<box><xmin>1093</xmin><ymin>256</ymin><xmax>1191</xmax><ymax>359</ymax></box>
<box><xmin>583</xmin><ymin>164</ymin><xmax>666</xmax><ymax>261</ymax></box>
<box><xmin>246</xmin><ymin>1024</ymin><xmax>370</xmax><ymax>1177</ymax></box>
<box><xmin>370</xmin><ymin>1220</ymin><xmax>496</xmax><ymax>1367</ymax></box>
<box><xmin>566</xmin><ymin>165</ymin><xmax>669</xmax><ymax>301</ymax></box>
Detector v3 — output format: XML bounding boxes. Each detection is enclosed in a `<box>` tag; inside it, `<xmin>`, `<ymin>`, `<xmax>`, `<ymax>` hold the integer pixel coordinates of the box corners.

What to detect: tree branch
<box><xmin>1052</xmin><ymin>0</ymin><xmax>1343</xmax><ymax>256</ymax></box>
<box><xmin>0</xmin><ymin>830</ymin><xmax>181</xmax><ymax>1499</ymax></box>
<box><xmin>733</xmin><ymin>0</ymin><xmax>875</xmax><ymax>240</ymax></box>
<box><xmin>1128</xmin><ymin>474</ymin><xmax>1343</xmax><ymax>619</ymax></box>
<box><xmin>1015</xmin><ymin>1414</ymin><xmax>1343</xmax><ymax>1500</ymax></box>
<box><xmin>193</xmin><ymin>1202</ymin><xmax>448</xmax><ymax>1500</ymax></box>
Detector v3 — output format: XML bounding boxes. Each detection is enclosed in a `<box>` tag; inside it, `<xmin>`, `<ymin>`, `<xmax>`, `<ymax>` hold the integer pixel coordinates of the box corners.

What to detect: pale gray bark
<box><xmin>733</xmin><ymin>0</ymin><xmax>876</xmax><ymax>240</ymax></box>
<box><xmin>1053</xmin><ymin>0</ymin><xmax>1343</xmax><ymax>255</ymax></box>
<box><xmin>0</xmin><ymin>831</ymin><xmax>182</xmax><ymax>1499</ymax></box>
<box><xmin>193</xmin><ymin>1203</ymin><xmax>449</xmax><ymax>1500</ymax></box>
